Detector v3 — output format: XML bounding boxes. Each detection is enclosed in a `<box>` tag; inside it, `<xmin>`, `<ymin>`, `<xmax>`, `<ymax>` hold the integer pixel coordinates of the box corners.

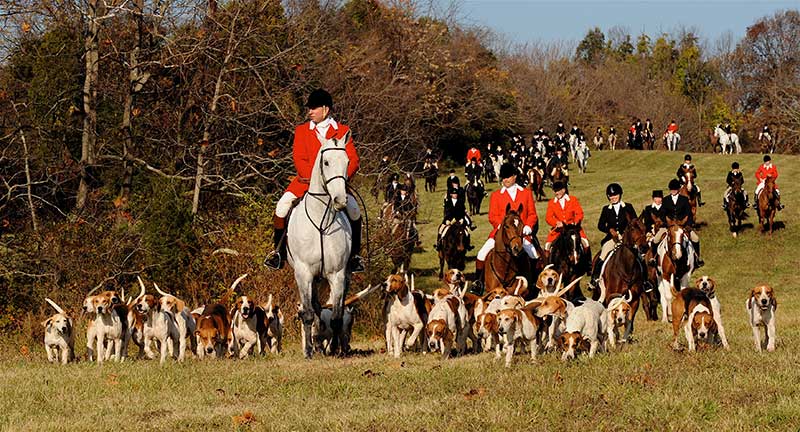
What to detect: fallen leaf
<box><xmin>257</xmin><ymin>138</ymin><xmax>263</xmax><ymax>146</ymax></box>
<box><xmin>232</xmin><ymin>410</ymin><xmax>256</xmax><ymax>426</ymax></box>
<box><xmin>267</xmin><ymin>149</ymin><xmax>279</xmax><ymax>158</ymax></box>
<box><xmin>215</xmin><ymin>388</ymin><xmax>226</xmax><ymax>396</ymax></box>
<box><xmin>132</xmin><ymin>107</ymin><xmax>141</xmax><ymax>117</ymax></box>
<box><xmin>106</xmin><ymin>374</ymin><xmax>119</xmax><ymax>385</ymax></box>
<box><xmin>463</xmin><ymin>387</ymin><xmax>486</xmax><ymax>400</ymax></box>
<box><xmin>19</xmin><ymin>346</ymin><xmax>29</xmax><ymax>357</ymax></box>
<box><xmin>21</xmin><ymin>22</ymin><xmax>31</xmax><ymax>33</ymax></box>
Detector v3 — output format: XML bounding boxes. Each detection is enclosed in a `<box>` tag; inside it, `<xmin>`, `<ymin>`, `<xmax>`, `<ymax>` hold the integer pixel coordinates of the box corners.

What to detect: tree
<box><xmin>576</xmin><ymin>27</ymin><xmax>605</xmax><ymax>64</ymax></box>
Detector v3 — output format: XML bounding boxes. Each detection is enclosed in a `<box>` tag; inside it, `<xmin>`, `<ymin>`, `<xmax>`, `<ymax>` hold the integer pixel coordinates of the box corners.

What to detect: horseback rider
<box><xmin>378</xmin><ymin>155</ymin><xmax>390</xmax><ymax>172</ymax></box>
<box><xmin>473</xmin><ymin>163</ymin><xmax>539</xmax><ymax>292</ymax></box>
<box><xmin>759</xmin><ymin>124</ymin><xmax>772</xmax><ymax>142</ymax></box>
<box><xmin>435</xmin><ymin>185</ymin><xmax>476</xmax><ymax>251</ymax></box>
<box><xmin>265</xmin><ymin>89</ymin><xmax>364</xmax><ymax>272</ymax></box>
<box><xmin>544</xmin><ymin>181</ymin><xmax>590</xmax><ymax>255</ymax></box>
<box><xmin>548</xmin><ymin>147</ymin><xmax>569</xmax><ymax>173</ymax></box>
<box><xmin>384</xmin><ymin>173</ymin><xmax>401</xmax><ymax>203</ymax></box>
<box><xmin>447</xmin><ymin>168</ymin><xmax>461</xmax><ymax>188</ymax></box>
<box><xmin>466</xmin><ymin>146</ymin><xmax>482</xmax><ymax>165</ymax></box>
<box><xmin>644</xmin><ymin>118</ymin><xmax>654</xmax><ymax>139</ymax></box>
<box><xmin>594</xmin><ymin>127</ymin><xmax>603</xmax><ymax>145</ymax></box>
<box><xmin>532</xmin><ymin>151</ymin><xmax>546</xmax><ymax>175</ymax></box>
<box><xmin>641</xmin><ymin>190</ymin><xmax>665</xmax><ymax>234</ymax></box>
<box><xmin>556</xmin><ymin>121</ymin><xmax>566</xmax><ymax>135</ymax></box>
<box><xmin>676</xmin><ymin>154</ymin><xmax>704</xmax><ymax>206</ymax></box>
<box><xmin>724</xmin><ymin>123</ymin><xmax>732</xmax><ymax>134</ymax></box>
<box><xmin>653</xmin><ymin>179</ymin><xmax>703</xmax><ymax>268</ymax></box>
<box><xmin>666</xmin><ymin>119</ymin><xmax>679</xmax><ymax>134</ymax></box>
<box><xmin>589</xmin><ymin>183</ymin><xmax>638</xmax><ymax>291</ymax></box>
<box><xmin>755</xmin><ymin>155</ymin><xmax>785</xmax><ymax>210</ymax></box>
<box><xmin>393</xmin><ymin>183</ymin><xmax>417</xmax><ymax>219</ymax></box>
<box><xmin>465</xmin><ymin>157</ymin><xmax>483</xmax><ymax>183</ymax></box>
<box><xmin>723</xmin><ymin>162</ymin><xmax>750</xmax><ymax>210</ymax></box>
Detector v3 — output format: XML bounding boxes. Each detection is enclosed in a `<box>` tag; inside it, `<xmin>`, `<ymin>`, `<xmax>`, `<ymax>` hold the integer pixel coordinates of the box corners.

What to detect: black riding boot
<box><xmin>697</xmin><ymin>191</ymin><xmax>705</xmax><ymax>206</ymax></box>
<box><xmin>348</xmin><ymin>217</ymin><xmax>365</xmax><ymax>273</ymax></box>
<box><xmin>692</xmin><ymin>241</ymin><xmax>704</xmax><ymax>268</ymax></box>
<box><xmin>264</xmin><ymin>216</ymin><xmax>287</xmax><ymax>270</ymax></box>
<box><xmin>589</xmin><ymin>258</ymin><xmax>604</xmax><ymax>291</ymax></box>
<box><xmin>775</xmin><ymin>191</ymin><xmax>785</xmax><ymax>210</ymax></box>
<box><xmin>434</xmin><ymin>232</ymin><xmax>442</xmax><ymax>251</ymax></box>
<box><xmin>471</xmin><ymin>260</ymin><xmax>485</xmax><ymax>295</ymax></box>
<box><xmin>722</xmin><ymin>198</ymin><xmax>728</xmax><ymax>210</ymax></box>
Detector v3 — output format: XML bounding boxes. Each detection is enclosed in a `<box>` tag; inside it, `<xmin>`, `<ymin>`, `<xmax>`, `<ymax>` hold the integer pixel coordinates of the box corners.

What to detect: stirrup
<box><xmin>695</xmin><ymin>258</ymin><xmax>705</xmax><ymax>268</ymax></box>
<box><xmin>263</xmin><ymin>251</ymin><xmax>284</xmax><ymax>270</ymax></box>
<box><xmin>348</xmin><ymin>255</ymin><xmax>366</xmax><ymax>273</ymax></box>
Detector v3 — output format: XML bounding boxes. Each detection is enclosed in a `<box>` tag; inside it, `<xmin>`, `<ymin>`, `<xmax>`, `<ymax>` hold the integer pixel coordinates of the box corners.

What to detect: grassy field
<box><xmin>2</xmin><ymin>150</ymin><xmax>799</xmax><ymax>431</ymax></box>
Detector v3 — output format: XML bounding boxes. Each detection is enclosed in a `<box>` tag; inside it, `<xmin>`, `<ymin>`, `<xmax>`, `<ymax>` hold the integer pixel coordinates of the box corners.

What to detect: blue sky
<box><xmin>449</xmin><ymin>0</ymin><xmax>797</xmax><ymax>47</ymax></box>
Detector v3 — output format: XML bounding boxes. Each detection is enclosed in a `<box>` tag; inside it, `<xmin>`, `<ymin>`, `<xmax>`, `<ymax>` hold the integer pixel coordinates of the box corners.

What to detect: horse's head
<box><xmin>317</xmin><ymin>130</ymin><xmax>351</xmax><ymax>210</ymax></box>
<box><xmin>623</xmin><ymin>217</ymin><xmax>648</xmax><ymax>254</ymax></box>
<box><xmin>665</xmin><ymin>216</ymin><xmax>688</xmax><ymax>260</ymax></box>
<box><xmin>499</xmin><ymin>204</ymin><xmax>525</xmax><ymax>256</ymax></box>
<box><xmin>561</xmin><ymin>223</ymin><xmax>584</xmax><ymax>265</ymax></box>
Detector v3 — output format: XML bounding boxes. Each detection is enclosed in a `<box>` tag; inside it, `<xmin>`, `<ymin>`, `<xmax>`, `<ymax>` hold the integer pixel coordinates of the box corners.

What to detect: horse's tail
<box><xmin>343</xmin><ymin>283</ymin><xmax>379</xmax><ymax>307</ymax></box>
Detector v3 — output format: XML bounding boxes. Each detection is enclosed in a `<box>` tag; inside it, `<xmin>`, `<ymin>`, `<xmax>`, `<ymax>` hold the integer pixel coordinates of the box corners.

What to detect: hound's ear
<box><xmin>746</xmin><ymin>294</ymin><xmax>753</xmax><ymax>310</ymax></box>
<box><xmin>43</xmin><ymin>318</ymin><xmax>53</xmax><ymax>329</ymax></box>
<box><xmin>557</xmin><ymin>334</ymin><xmax>566</xmax><ymax>350</ymax></box>
<box><xmin>277</xmin><ymin>308</ymin><xmax>285</xmax><ymax>325</ymax></box>
<box><xmin>475</xmin><ymin>298</ymin><xmax>486</xmax><ymax>317</ymax></box>
<box><xmin>176</xmin><ymin>299</ymin><xmax>186</xmax><ymax>313</ymax></box>
<box><xmin>771</xmin><ymin>297</ymin><xmax>778</xmax><ymax>310</ymax></box>
<box><xmin>194</xmin><ymin>330</ymin><xmax>201</xmax><ymax>337</ymax></box>
<box><xmin>694</xmin><ymin>277</ymin><xmax>702</xmax><ymax>289</ymax></box>
<box><xmin>579</xmin><ymin>338</ymin><xmax>591</xmax><ymax>352</ymax></box>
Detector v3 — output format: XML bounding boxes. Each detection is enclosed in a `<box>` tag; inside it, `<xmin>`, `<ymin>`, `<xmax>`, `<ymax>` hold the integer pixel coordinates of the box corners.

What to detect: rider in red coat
<box><xmin>544</xmin><ymin>181</ymin><xmax>589</xmax><ymax>249</ymax></box>
<box><xmin>466</xmin><ymin>147</ymin><xmax>482</xmax><ymax>165</ymax></box>
<box><xmin>473</xmin><ymin>163</ymin><xmax>539</xmax><ymax>292</ymax></box>
<box><xmin>755</xmin><ymin>155</ymin><xmax>784</xmax><ymax>210</ymax></box>
<box><xmin>265</xmin><ymin>89</ymin><xmax>365</xmax><ymax>271</ymax></box>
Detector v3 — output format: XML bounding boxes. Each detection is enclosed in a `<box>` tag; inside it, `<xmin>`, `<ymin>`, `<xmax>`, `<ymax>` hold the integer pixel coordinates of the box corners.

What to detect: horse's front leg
<box><xmin>295</xmin><ymin>269</ymin><xmax>317</xmax><ymax>359</ymax></box>
<box><xmin>327</xmin><ymin>271</ymin><xmax>348</xmax><ymax>356</ymax></box>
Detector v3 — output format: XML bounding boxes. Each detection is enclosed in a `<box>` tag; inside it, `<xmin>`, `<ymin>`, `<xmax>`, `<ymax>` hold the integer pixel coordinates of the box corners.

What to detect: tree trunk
<box><xmin>77</xmin><ymin>0</ymin><xmax>100</xmax><ymax>210</ymax></box>
<box><xmin>20</xmin><ymin>127</ymin><xmax>39</xmax><ymax>232</ymax></box>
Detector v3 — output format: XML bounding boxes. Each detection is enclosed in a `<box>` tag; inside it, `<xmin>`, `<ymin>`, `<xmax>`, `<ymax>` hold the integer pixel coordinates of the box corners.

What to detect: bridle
<box><xmin>489</xmin><ymin>214</ymin><xmax>524</xmax><ymax>287</ymax></box>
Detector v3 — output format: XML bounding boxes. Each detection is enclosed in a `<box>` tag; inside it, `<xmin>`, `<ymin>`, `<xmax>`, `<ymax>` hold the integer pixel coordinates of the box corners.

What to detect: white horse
<box><xmin>287</xmin><ymin>130</ymin><xmax>353</xmax><ymax>358</ymax></box>
<box><xmin>664</xmin><ymin>131</ymin><xmax>680</xmax><ymax>152</ymax></box>
<box><xmin>568</xmin><ymin>134</ymin><xmax>579</xmax><ymax>160</ymax></box>
<box><xmin>714</xmin><ymin>126</ymin><xmax>741</xmax><ymax>154</ymax></box>
<box><xmin>575</xmin><ymin>140</ymin><xmax>589</xmax><ymax>174</ymax></box>
<box><xmin>491</xmin><ymin>155</ymin><xmax>502</xmax><ymax>184</ymax></box>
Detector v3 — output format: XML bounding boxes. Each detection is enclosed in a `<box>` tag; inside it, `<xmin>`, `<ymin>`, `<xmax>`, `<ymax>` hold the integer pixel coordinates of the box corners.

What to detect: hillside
<box><xmin>1</xmin><ymin>150</ymin><xmax>798</xmax><ymax>431</ymax></box>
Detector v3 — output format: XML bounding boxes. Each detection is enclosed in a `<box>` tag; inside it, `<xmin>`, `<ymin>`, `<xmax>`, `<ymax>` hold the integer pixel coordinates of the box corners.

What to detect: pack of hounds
<box><xmin>43</xmin><ymin>269</ymin><xmax>778</xmax><ymax>366</ymax></box>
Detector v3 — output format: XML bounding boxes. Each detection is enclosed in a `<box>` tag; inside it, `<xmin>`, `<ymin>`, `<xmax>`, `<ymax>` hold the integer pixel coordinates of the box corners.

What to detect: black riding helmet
<box><xmin>606</xmin><ymin>183</ymin><xmax>623</xmax><ymax>197</ymax></box>
<box><xmin>668</xmin><ymin>179</ymin><xmax>681</xmax><ymax>190</ymax></box>
<box><xmin>552</xmin><ymin>181</ymin><xmax>566</xmax><ymax>192</ymax></box>
<box><xmin>306</xmin><ymin>89</ymin><xmax>333</xmax><ymax>109</ymax></box>
<box><xmin>684</xmin><ymin>154</ymin><xmax>692</xmax><ymax>161</ymax></box>
<box><xmin>732</xmin><ymin>162</ymin><xmax>740</xmax><ymax>169</ymax></box>
<box><xmin>764</xmin><ymin>155</ymin><xmax>771</xmax><ymax>162</ymax></box>
<box><xmin>390</xmin><ymin>173</ymin><xmax>399</xmax><ymax>181</ymax></box>
<box><xmin>448</xmin><ymin>186</ymin><xmax>459</xmax><ymax>195</ymax></box>
<box><xmin>499</xmin><ymin>163</ymin><xmax>518</xmax><ymax>179</ymax></box>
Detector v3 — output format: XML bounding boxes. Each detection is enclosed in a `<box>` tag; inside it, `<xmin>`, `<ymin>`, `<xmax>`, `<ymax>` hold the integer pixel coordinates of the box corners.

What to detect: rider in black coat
<box><xmin>590</xmin><ymin>183</ymin><xmax>639</xmax><ymax>290</ymax></box>
<box><xmin>640</xmin><ymin>190</ymin><xmax>666</xmax><ymax>233</ymax></box>
<box><xmin>465</xmin><ymin>158</ymin><xmax>483</xmax><ymax>183</ymax></box>
<box><xmin>384</xmin><ymin>173</ymin><xmax>401</xmax><ymax>203</ymax></box>
<box><xmin>676</xmin><ymin>154</ymin><xmax>704</xmax><ymax>206</ymax></box>
<box><xmin>436</xmin><ymin>186</ymin><xmax>475</xmax><ymax>251</ymax></box>
<box><xmin>723</xmin><ymin>161</ymin><xmax>749</xmax><ymax>210</ymax></box>
<box><xmin>656</xmin><ymin>179</ymin><xmax>703</xmax><ymax>267</ymax></box>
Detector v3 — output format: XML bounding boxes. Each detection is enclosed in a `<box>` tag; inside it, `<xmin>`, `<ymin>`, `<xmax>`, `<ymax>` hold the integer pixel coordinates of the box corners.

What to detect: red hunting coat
<box><xmin>755</xmin><ymin>163</ymin><xmax>778</xmax><ymax>189</ymax></box>
<box><xmin>287</xmin><ymin>120</ymin><xmax>359</xmax><ymax>197</ymax></box>
<box><xmin>545</xmin><ymin>195</ymin><xmax>587</xmax><ymax>243</ymax></box>
<box><xmin>488</xmin><ymin>185</ymin><xmax>538</xmax><ymax>239</ymax></box>
<box><xmin>466</xmin><ymin>148</ymin><xmax>482</xmax><ymax>165</ymax></box>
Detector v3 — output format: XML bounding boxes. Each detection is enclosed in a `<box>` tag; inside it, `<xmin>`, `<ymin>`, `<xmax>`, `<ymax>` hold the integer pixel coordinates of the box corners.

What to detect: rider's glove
<box><xmin>523</xmin><ymin>225</ymin><xmax>532</xmax><ymax>236</ymax></box>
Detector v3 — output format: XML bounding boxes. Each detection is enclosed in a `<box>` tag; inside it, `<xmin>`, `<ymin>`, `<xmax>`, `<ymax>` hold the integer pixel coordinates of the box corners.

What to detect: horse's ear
<box><xmin>339</xmin><ymin>130</ymin><xmax>351</xmax><ymax>147</ymax></box>
<box><xmin>517</xmin><ymin>203</ymin><xmax>523</xmax><ymax>214</ymax></box>
<box><xmin>680</xmin><ymin>216</ymin><xmax>688</xmax><ymax>226</ymax></box>
<box><xmin>666</xmin><ymin>215</ymin><xmax>674</xmax><ymax>226</ymax></box>
<box><xmin>505</xmin><ymin>203</ymin><xmax>511</xmax><ymax>213</ymax></box>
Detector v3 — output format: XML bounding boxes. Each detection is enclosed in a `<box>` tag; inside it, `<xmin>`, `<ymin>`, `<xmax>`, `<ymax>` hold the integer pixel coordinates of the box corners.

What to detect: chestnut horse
<box><xmin>656</xmin><ymin>216</ymin><xmax>695</xmax><ymax>322</ymax></box>
<box><xmin>594</xmin><ymin>217</ymin><xmax>651</xmax><ymax>339</ymax></box>
<box><xmin>527</xmin><ymin>168</ymin><xmax>545</xmax><ymax>201</ymax></box>
<box><xmin>757</xmin><ymin>176</ymin><xmax>779</xmax><ymax>235</ymax></box>
<box><xmin>484</xmin><ymin>207</ymin><xmax>534</xmax><ymax>295</ymax></box>
<box><xmin>678</xmin><ymin>170</ymin><xmax>698</xmax><ymax>223</ymax></box>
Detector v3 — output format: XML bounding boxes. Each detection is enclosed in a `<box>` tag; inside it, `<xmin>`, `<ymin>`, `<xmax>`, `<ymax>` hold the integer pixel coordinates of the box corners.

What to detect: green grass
<box><xmin>3</xmin><ymin>150</ymin><xmax>800</xmax><ymax>431</ymax></box>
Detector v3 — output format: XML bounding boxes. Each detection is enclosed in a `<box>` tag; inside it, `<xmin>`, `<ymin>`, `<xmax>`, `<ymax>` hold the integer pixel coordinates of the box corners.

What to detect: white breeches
<box><xmin>276</xmin><ymin>191</ymin><xmax>360</xmax><ymax>220</ymax></box>
<box><xmin>724</xmin><ymin>187</ymin><xmax>748</xmax><ymax>201</ymax></box>
<box><xmin>653</xmin><ymin>228</ymin><xmax>699</xmax><ymax>243</ymax></box>
<box><xmin>477</xmin><ymin>237</ymin><xmax>537</xmax><ymax>261</ymax></box>
<box><xmin>755</xmin><ymin>181</ymin><xmax>779</xmax><ymax>198</ymax></box>
<box><xmin>599</xmin><ymin>240</ymin><xmax>617</xmax><ymax>261</ymax></box>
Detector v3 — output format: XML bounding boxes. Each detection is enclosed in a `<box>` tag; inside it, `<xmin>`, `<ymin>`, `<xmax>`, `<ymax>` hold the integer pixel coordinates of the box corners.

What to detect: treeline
<box><xmin>0</xmin><ymin>0</ymin><xmax>797</xmax><ymax>330</ymax></box>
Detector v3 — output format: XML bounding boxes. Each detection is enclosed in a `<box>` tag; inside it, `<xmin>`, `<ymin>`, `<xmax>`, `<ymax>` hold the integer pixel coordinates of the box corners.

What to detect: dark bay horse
<box><xmin>726</xmin><ymin>177</ymin><xmax>747</xmax><ymax>238</ymax></box>
<box><xmin>550</xmin><ymin>164</ymin><xmax>569</xmax><ymax>190</ymax></box>
<box><xmin>527</xmin><ymin>168</ymin><xmax>545</xmax><ymax>201</ymax></box>
<box><xmin>678</xmin><ymin>170</ymin><xmax>698</xmax><ymax>223</ymax></box>
<box><xmin>484</xmin><ymin>207</ymin><xmax>533</xmax><ymax>294</ymax></box>
<box><xmin>388</xmin><ymin>216</ymin><xmax>417</xmax><ymax>273</ymax></box>
<box><xmin>547</xmin><ymin>223</ymin><xmax>591</xmax><ymax>301</ymax></box>
<box><xmin>424</xmin><ymin>162</ymin><xmax>438</xmax><ymax>192</ymax></box>
<box><xmin>465</xmin><ymin>179</ymin><xmax>484</xmax><ymax>215</ymax></box>
<box><xmin>438</xmin><ymin>221</ymin><xmax>467</xmax><ymax>279</ymax></box>
<box><xmin>594</xmin><ymin>218</ymin><xmax>651</xmax><ymax>339</ymax></box>
<box><xmin>757</xmin><ymin>176</ymin><xmax>779</xmax><ymax>235</ymax></box>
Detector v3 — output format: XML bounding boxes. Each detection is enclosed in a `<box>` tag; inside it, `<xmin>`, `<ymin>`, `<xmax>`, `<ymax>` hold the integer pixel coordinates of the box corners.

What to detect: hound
<box><xmin>532</xmin><ymin>277</ymin><xmax>583</xmax><ymax>350</ymax></box>
<box><xmin>425</xmin><ymin>292</ymin><xmax>467</xmax><ymax>359</ymax></box>
<box><xmin>132</xmin><ymin>277</ymin><xmax>182</xmax><ymax>364</ymax></box>
<box><xmin>669</xmin><ymin>282</ymin><xmax>716</xmax><ymax>352</ymax></box>
<box><xmin>153</xmin><ymin>282</ymin><xmax>198</xmax><ymax>361</ymax></box>
<box><xmin>442</xmin><ymin>269</ymin><xmax>467</xmax><ymax>293</ymax></box>
<box><xmin>473</xmin><ymin>298</ymin><xmax>502</xmax><ymax>357</ymax></box>
<box><xmin>195</xmin><ymin>303</ymin><xmax>232</xmax><ymax>359</ymax></box>
<box><xmin>42</xmin><ymin>298</ymin><xmax>75</xmax><ymax>365</ymax></box>
<box><xmin>695</xmin><ymin>276</ymin><xmax>730</xmax><ymax>350</ymax></box>
<box><xmin>535</xmin><ymin>265</ymin><xmax>559</xmax><ymax>297</ymax></box>
<box><xmin>91</xmin><ymin>291</ymin><xmax>129</xmax><ymax>364</ymax></box>
<box><xmin>82</xmin><ymin>288</ymin><xmax>121</xmax><ymax>362</ymax></box>
<box><xmin>746</xmin><ymin>284</ymin><xmax>778</xmax><ymax>352</ymax></box>
<box><xmin>229</xmin><ymin>275</ymin><xmax>269</xmax><ymax>359</ymax></box>
<box><xmin>307</xmin><ymin>284</ymin><xmax>378</xmax><ymax>355</ymax></box>
<box><xmin>496</xmin><ymin>303</ymin><xmax>546</xmax><ymax>367</ymax></box>
<box><xmin>606</xmin><ymin>292</ymin><xmax>633</xmax><ymax>349</ymax></box>
<box><xmin>262</xmin><ymin>294</ymin><xmax>284</xmax><ymax>354</ymax></box>
<box><xmin>385</xmin><ymin>273</ymin><xmax>430</xmax><ymax>357</ymax></box>
<box><xmin>559</xmin><ymin>298</ymin><xmax>608</xmax><ymax>361</ymax></box>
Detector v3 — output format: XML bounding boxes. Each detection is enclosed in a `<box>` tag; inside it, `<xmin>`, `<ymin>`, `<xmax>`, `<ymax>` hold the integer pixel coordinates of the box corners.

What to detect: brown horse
<box><xmin>547</xmin><ymin>223</ymin><xmax>591</xmax><ymax>301</ymax></box>
<box><xmin>757</xmin><ymin>176</ymin><xmax>779</xmax><ymax>235</ymax></box>
<box><xmin>759</xmin><ymin>133</ymin><xmax>776</xmax><ymax>154</ymax></box>
<box><xmin>678</xmin><ymin>170</ymin><xmax>698</xmax><ymax>223</ymax></box>
<box><xmin>726</xmin><ymin>177</ymin><xmax>747</xmax><ymax>238</ymax></box>
<box><xmin>438</xmin><ymin>221</ymin><xmax>467</xmax><ymax>279</ymax></box>
<box><xmin>550</xmin><ymin>163</ymin><xmax>568</xmax><ymax>190</ymax></box>
<box><xmin>484</xmin><ymin>206</ymin><xmax>534</xmax><ymax>295</ymax></box>
<box><xmin>709</xmin><ymin>128</ymin><xmax>721</xmax><ymax>153</ymax></box>
<box><xmin>388</xmin><ymin>216</ymin><xmax>417</xmax><ymax>273</ymax></box>
<box><xmin>594</xmin><ymin>217</ymin><xmax>651</xmax><ymax>338</ymax></box>
<box><xmin>527</xmin><ymin>168</ymin><xmax>545</xmax><ymax>201</ymax></box>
